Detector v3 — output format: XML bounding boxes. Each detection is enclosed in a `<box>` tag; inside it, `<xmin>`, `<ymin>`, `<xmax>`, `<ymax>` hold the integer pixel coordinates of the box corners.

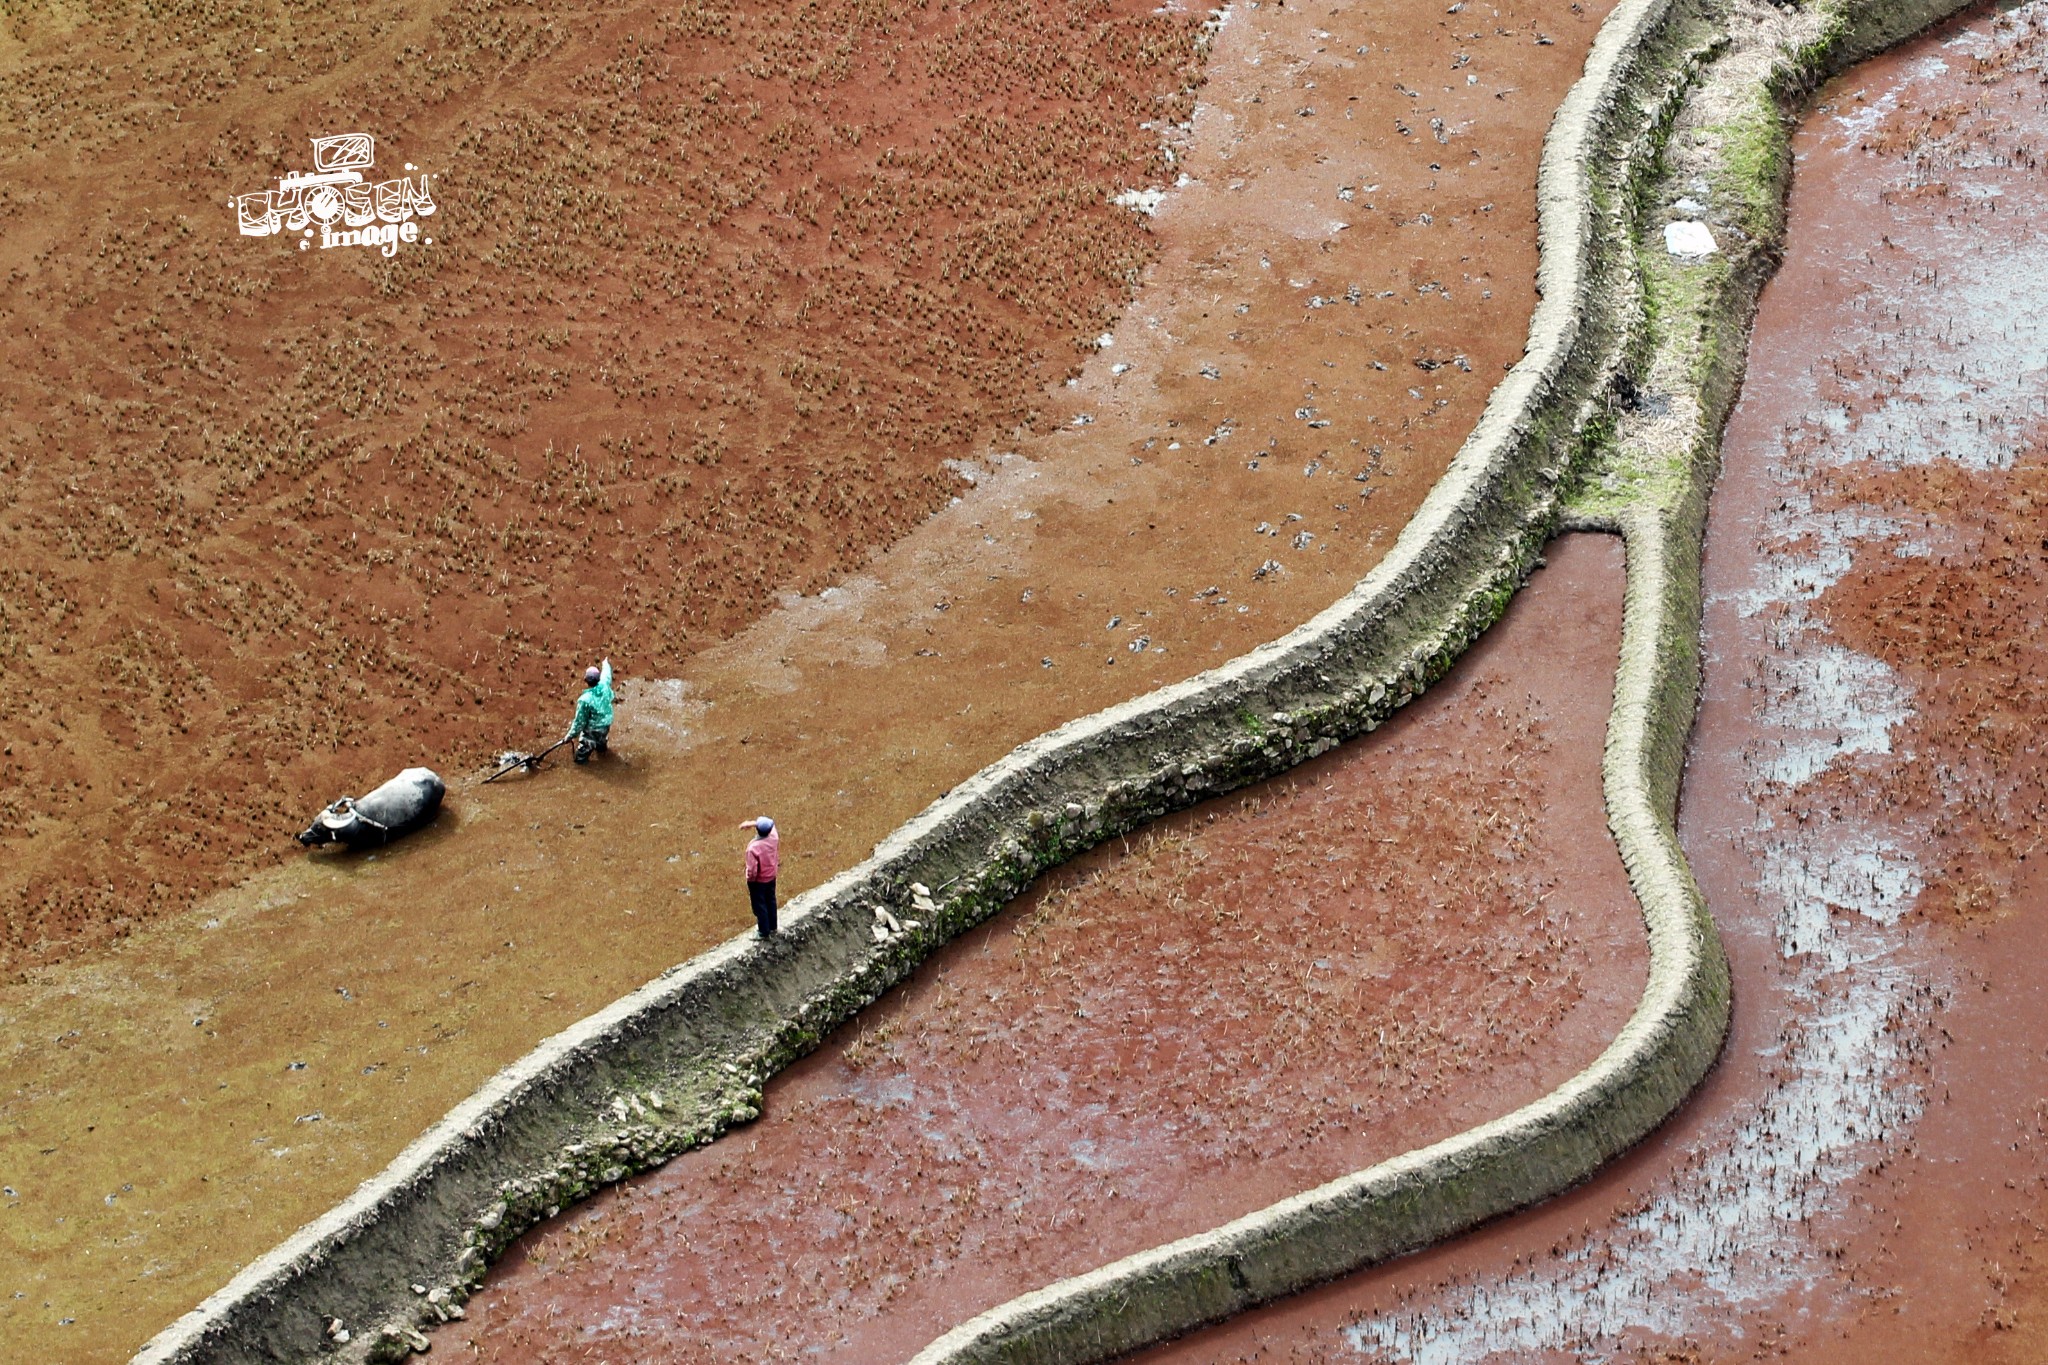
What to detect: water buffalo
<box><xmin>296</xmin><ymin>767</ymin><xmax>446</xmax><ymax>849</ymax></box>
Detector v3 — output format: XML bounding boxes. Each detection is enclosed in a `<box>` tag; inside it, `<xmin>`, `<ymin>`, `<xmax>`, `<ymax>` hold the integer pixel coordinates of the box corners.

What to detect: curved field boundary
<box><xmin>132</xmin><ymin>0</ymin><xmax>1664</xmax><ymax>1356</ymax></box>
<box><xmin>903</xmin><ymin>1</ymin><xmax>1721</xmax><ymax>1351</ymax></box>
<box><xmin>893</xmin><ymin>0</ymin><xmax>1984</xmax><ymax>1357</ymax></box>
<box><xmin>128</xmin><ymin>0</ymin><xmax>1952</xmax><ymax>1355</ymax></box>
<box><xmin>901</xmin><ymin>495</ymin><xmax>1724</xmax><ymax>1365</ymax></box>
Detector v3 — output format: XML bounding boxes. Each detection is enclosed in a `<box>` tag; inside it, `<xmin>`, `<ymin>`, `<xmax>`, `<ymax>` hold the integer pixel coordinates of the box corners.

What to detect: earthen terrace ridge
<box><xmin>130</xmin><ymin>0</ymin><xmax>1974</xmax><ymax>1358</ymax></box>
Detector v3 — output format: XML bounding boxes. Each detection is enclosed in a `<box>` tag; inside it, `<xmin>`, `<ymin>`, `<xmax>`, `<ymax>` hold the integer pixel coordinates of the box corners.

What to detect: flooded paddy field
<box><xmin>0</xmin><ymin>0</ymin><xmax>1210</xmax><ymax>977</ymax></box>
<box><xmin>447</xmin><ymin>534</ymin><xmax>1641</xmax><ymax>1364</ymax></box>
<box><xmin>1130</xmin><ymin>4</ymin><xmax>2048</xmax><ymax>1359</ymax></box>
<box><xmin>0</xmin><ymin>0</ymin><xmax>1616</xmax><ymax>1356</ymax></box>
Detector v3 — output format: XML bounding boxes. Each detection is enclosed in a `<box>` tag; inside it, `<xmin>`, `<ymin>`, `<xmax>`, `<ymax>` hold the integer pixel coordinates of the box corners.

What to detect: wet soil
<box><xmin>0</xmin><ymin>0</ymin><xmax>1206</xmax><ymax>974</ymax></box>
<box><xmin>1129</xmin><ymin>5</ymin><xmax>2048</xmax><ymax>1359</ymax></box>
<box><xmin>0</xmin><ymin>0</ymin><xmax>1616</xmax><ymax>1356</ymax></box>
<box><xmin>446</xmin><ymin>533</ymin><xmax>1642</xmax><ymax>1363</ymax></box>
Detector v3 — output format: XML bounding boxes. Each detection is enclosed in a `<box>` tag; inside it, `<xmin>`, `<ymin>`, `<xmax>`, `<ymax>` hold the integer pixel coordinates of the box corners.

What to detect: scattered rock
<box><xmin>1664</xmin><ymin>220</ymin><xmax>1719</xmax><ymax>257</ymax></box>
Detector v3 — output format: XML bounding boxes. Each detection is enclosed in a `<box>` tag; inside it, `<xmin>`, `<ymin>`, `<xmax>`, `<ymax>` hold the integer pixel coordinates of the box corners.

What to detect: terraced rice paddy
<box><xmin>1138</xmin><ymin>5</ymin><xmax>2048</xmax><ymax>1358</ymax></box>
<box><xmin>0</xmin><ymin>0</ymin><xmax>1617</xmax><ymax>1356</ymax></box>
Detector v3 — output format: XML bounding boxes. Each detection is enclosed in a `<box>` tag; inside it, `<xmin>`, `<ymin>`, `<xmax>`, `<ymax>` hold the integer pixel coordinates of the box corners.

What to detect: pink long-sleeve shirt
<box><xmin>745</xmin><ymin>831</ymin><xmax>780</xmax><ymax>883</ymax></box>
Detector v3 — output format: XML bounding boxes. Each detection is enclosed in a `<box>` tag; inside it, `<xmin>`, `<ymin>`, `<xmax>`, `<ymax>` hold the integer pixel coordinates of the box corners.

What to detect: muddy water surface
<box><xmin>0</xmin><ymin>0</ymin><xmax>1619</xmax><ymax>1356</ymax></box>
<box><xmin>1135</xmin><ymin>5</ymin><xmax>2048</xmax><ymax>1359</ymax></box>
<box><xmin>450</xmin><ymin>533</ymin><xmax>1640</xmax><ymax>1362</ymax></box>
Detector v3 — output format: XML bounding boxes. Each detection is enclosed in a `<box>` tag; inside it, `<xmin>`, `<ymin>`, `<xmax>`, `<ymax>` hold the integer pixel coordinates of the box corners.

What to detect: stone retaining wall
<box><xmin>130</xmin><ymin>0</ymin><xmax>1969</xmax><ymax>1357</ymax></box>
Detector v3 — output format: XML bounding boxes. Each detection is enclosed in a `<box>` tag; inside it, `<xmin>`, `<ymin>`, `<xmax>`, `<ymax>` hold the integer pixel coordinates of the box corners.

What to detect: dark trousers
<box><xmin>748</xmin><ymin>879</ymin><xmax>778</xmax><ymax>937</ymax></box>
<box><xmin>573</xmin><ymin>726</ymin><xmax>610</xmax><ymax>763</ymax></box>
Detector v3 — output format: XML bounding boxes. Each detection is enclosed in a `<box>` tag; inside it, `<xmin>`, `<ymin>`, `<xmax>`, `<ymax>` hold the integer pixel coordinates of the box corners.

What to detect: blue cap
<box><xmin>755</xmin><ymin>817</ymin><xmax>774</xmax><ymax>835</ymax></box>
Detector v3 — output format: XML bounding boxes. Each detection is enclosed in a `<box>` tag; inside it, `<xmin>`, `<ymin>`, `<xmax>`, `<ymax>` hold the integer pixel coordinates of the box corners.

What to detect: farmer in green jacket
<box><xmin>566</xmin><ymin>658</ymin><xmax>614</xmax><ymax>764</ymax></box>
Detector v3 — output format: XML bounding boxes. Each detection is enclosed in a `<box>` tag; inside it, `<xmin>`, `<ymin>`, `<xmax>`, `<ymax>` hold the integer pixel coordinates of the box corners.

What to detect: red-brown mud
<box><xmin>1130</xmin><ymin>5</ymin><xmax>2048</xmax><ymax>1359</ymax></box>
<box><xmin>0</xmin><ymin>0</ymin><xmax>1205</xmax><ymax>973</ymax></box>
<box><xmin>0</xmin><ymin>0</ymin><xmax>1616</xmax><ymax>1356</ymax></box>
<box><xmin>446</xmin><ymin>533</ymin><xmax>1641</xmax><ymax>1363</ymax></box>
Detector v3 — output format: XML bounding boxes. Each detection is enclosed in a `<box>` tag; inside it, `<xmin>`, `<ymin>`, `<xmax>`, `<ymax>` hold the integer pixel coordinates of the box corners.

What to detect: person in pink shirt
<box><xmin>742</xmin><ymin>816</ymin><xmax>780</xmax><ymax>938</ymax></box>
